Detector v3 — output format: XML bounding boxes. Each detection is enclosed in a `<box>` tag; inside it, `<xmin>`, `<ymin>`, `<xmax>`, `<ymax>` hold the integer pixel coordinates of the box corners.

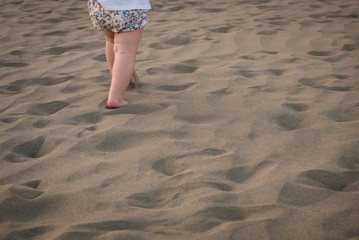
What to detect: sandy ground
<box><xmin>1</xmin><ymin>0</ymin><xmax>359</xmax><ymax>239</ymax></box>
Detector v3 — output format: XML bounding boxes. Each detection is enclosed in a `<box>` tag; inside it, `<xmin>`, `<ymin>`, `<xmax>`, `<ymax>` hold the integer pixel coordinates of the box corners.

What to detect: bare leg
<box><xmin>106</xmin><ymin>28</ymin><xmax>144</xmax><ymax>108</ymax></box>
<box><xmin>103</xmin><ymin>31</ymin><xmax>115</xmax><ymax>73</ymax></box>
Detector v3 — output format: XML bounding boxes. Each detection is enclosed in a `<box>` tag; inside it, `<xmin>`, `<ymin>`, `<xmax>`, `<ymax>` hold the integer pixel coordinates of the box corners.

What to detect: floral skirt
<box><xmin>87</xmin><ymin>0</ymin><xmax>148</xmax><ymax>33</ymax></box>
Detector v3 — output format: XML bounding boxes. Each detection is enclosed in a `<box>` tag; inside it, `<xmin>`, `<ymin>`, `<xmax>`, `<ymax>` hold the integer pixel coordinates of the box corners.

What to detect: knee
<box><xmin>113</xmin><ymin>43</ymin><xmax>133</xmax><ymax>56</ymax></box>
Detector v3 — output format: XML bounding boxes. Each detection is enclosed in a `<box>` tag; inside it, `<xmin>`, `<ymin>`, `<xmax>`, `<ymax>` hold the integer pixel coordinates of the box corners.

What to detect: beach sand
<box><xmin>1</xmin><ymin>0</ymin><xmax>359</xmax><ymax>239</ymax></box>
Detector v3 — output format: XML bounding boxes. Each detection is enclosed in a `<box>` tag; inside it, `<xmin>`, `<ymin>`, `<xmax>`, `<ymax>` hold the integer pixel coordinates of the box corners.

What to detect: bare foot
<box><xmin>106</xmin><ymin>98</ymin><xmax>128</xmax><ymax>109</ymax></box>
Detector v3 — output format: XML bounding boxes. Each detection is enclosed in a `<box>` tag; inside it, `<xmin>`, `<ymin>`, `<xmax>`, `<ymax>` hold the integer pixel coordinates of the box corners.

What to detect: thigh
<box><xmin>114</xmin><ymin>28</ymin><xmax>144</xmax><ymax>54</ymax></box>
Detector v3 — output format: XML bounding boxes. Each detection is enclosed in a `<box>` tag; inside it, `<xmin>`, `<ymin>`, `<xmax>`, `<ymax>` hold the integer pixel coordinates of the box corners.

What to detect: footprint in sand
<box><xmin>3</xmin><ymin>226</ymin><xmax>54</xmax><ymax>240</ymax></box>
<box><xmin>33</xmin><ymin>75</ymin><xmax>74</xmax><ymax>86</ymax></box>
<box><xmin>299</xmin><ymin>75</ymin><xmax>354</xmax><ymax>91</ymax></box>
<box><xmin>330</xmin><ymin>74</ymin><xmax>351</xmax><ymax>80</ymax></box>
<box><xmin>241</xmin><ymin>51</ymin><xmax>278</xmax><ymax>60</ymax></box>
<box><xmin>0</xmin><ymin>179</ymin><xmax>56</xmax><ymax>229</ymax></box>
<box><xmin>298</xmin><ymin>169</ymin><xmax>359</xmax><ymax>192</ymax></box>
<box><xmin>337</xmin><ymin>142</ymin><xmax>359</xmax><ymax>170</ymax></box>
<box><xmin>322</xmin><ymin>208</ymin><xmax>359</xmax><ymax>239</ymax></box>
<box><xmin>226</xmin><ymin>166</ymin><xmax>254</xmax><ymax>183</ymax></box>
<box><xmin>44</xmin><ymin>17</ymin><xmax>64</xmax><ymax>24</ymax></box>
<box><xmin>32</xmin><ymin>119</ymin><xmax>50</xmax><ymax>128</ymax></box>
<box><xmin>265</xmin><ymin>68</ymin><xmax>291</xmax><ymax>76</ymax></box>
<box><xmin>167</xmin><ymin>6</ymin><xmax>185</xmax><ymax>12</ymax></box>
<box><xmin>148</xmin><ymin>34</ymin><xmax>192</xmax><ymax>49</ymax></box>
<box><xmin>127</xmin><ymin>180</ymin><xmax>232</xmax><ymax>210</ymax></box>
<box><xmin>127</xmin><ymin>188</ymin><xmax>176</xmax><ymax>209</ymax></box>
<box><xmin>42</xmin><ymin>30</ymin><xmax>67</xmax><ymax>36</ymax></box>
<box><xmin>8</xmin><ymin>180</ymin><xmax>44</xmax><ymax>200</ymax></box>
<box><xmin>146</xmin><ymin>63</ymin><xmax>197</xmax><ymax>75</ymax></box>
<box><xmin>298</xmin><ymin>76</ymin><xmax>324</xmax><ymax>87</ymax></box>
<box><xmin>27</xmin><ymin>101</ymin><xmax>70</xmax><ymax>116</ymax></box>
<box><xmin>152</xmin><ymin>148</ymin><xmax>226</xmax><ymax>176</ymax></box>
<box><xmin>9</xmin><ymin>50</ymin><xmax>26</xmax><ymax>56</ymax></box>
<box><xmin>157</xmin><ymin>82</ymin><xmax>196</xmax><ymax>92</ymax></box>
<box><xmin>1</xmin><ymin>75</ymin><xmax>74</xmax><ymax>91</ymax></box>
<box><xmin>257</xmin><ymin>29</ymin><xmax>279</xmax><ymax>35</ymax></box>
<box><xmin>163</xmin><ymin>35</ymin><xmax>192</xmax><ymax>46</ymax></box>
<box><xmin>92</xmin><ymin>54</ymin><xmax>107</xmax><ymax>62</ymax></box>
<box><xmin>278</xmin><ymin>168</ymin><xmax>359</xmax><ymax>206</ymax></box>
<box><xmin>271</xmin><ymin>111</ymin><xmax>304</xmax><ymax>131</ymax></box>
<box><xmin>342</xmin><ymin>43</ymin><xmax>359</xmax><ymax>51</ymax></box>
<box><xmin>148</xmin><ymin>42</ymin><xmax>173</xmax><ymax>50</ymax></box>
<box><xmin>185</xmin><ymin>206</ymin><xmax>247</xmax><ymax>232</ymax></box>
<box><xmin>282</xmin><ymin>103</ymin><xmax>310</xmax><ymax>112</ymax></box>
<box><xmin>223</xmin><ymin>160</ymin><xmax>275</xmax><ymax>184</ymax></box>
<box><xmin>152</xmin><ymin>156</ymin><xmax>190</xmax><ymax>176</ymax></box>
<box><xmin>5</xmin><ymin>136</ymin><xmax>57</xmax><ymax>163</ymax></box>
<box><xmin>193</xmin><ymin>206</ymin><xmax>246</xmax><ymax>221</ymax></box>
<box><xmin>0</xmin><ymin>59</ymin><xmax>29</xmax><ymax>68</ymax></box>
<box><xmin>77</xmin><ymin>126</ymin><xmax>97</xmax><ymax>138</ymax></box>
<box><xmin>167</xmin><ymin>63</ymin><xmax>198</xmax><ymax>74</ymax></box>
<box><xmin>0</xmin><ymin>84</ymin><xmax>24</xmax><ymax>94</ymax></box>
<box><xmin>96</xmin><ymin>130</ymin><xmax>166</xmax><ymax>152</ymax></box>
<box><xmin>54</xmin><ymin>220</ymin><xmax>150</xmax><ymax>239</ymax></box>
<box><xmin>0</xmin><ymin>116</ymin><xmax>20</xmax><ymax>124</ymax></box>
<box><xmin>324</xmin><ymin>105</ymin><xmax>359</xmax><ymax>122</ymax></box>
<box><xmin>238</xmin><ymin>70</ymin><xmax>262</xmax><ymax>78</ymax></box>
<box><xmin>277</xmin><ymin>182</ymin><xmax>333</xmax><ymax>206</ymax></box>
<box><xmin>209</xmin><ymin>25</ymin><xmax>236</xmax><ymax>33</ymax></box>
<box><xmin>240</xmin><ymin>68</ymin><xmax>291</xmax><ymax>78</ymax></box>
<box><xmin>209</xmin><ymin>87</ymin><xmax>233</xmax><ymax>95</ymax></box>
<box><xmin>199</xmin><ymin>7</ymin><xmax>225</xmax><ymax>13</ymax></box>
<box><xmin>42</xmin><ymin>45</ymin><xmax>81</xmax><ymax>55</ymax></box>
<box><xmin>307</xmin><ymin>50</ymin><xmax>334</xmax><ymax>57</ymax></box>
<box><xmin>72</xmin><ymin>112</ymin><xmax>103</xmax><ymax>125</ymax></box>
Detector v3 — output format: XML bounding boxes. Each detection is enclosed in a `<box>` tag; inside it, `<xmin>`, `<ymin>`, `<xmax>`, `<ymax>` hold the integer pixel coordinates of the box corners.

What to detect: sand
<box><xmin>1</xmin><ymin>0</ymin><xmax>359</xmax><ymax>239</ymax></box>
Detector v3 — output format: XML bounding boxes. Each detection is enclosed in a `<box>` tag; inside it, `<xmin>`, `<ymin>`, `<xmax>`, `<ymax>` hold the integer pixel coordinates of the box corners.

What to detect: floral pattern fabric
<box><xmin>87</xmin><ymin>0</ymin><xmax>148</xmax><ymax>33</ymax></box>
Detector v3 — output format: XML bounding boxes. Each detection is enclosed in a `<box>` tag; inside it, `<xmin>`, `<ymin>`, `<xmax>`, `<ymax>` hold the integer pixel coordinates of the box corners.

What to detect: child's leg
<box><xmin>107</xmin><ymin>28</ymin><xmax>144</xmax><ymax>108</ymax></box>
<box><xmin>103</xmin><ymin>31</ymin><xmax>115</xmax><ymax>73</ymax></box>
